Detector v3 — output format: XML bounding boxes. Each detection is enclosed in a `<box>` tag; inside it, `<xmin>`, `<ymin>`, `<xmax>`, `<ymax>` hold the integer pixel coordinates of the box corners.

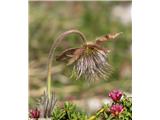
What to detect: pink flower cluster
<box><xmin>110</xmin><ymin>104</ymin><xmax>123</xmax><ymax>116</ymax></box>
<box><xmin>108</xmin><ymin>89</ymin><xmax>122</xmax><ymax>102</ymax></box>
<box><xmin>108</xmin><ymin>89</ymin><xmax>124</xmax><ymax>116</ymax></box>
<box><xmin>29</xmin><ymin>108</ymin><xmax>40</xmax><ymax>119</ymax></box>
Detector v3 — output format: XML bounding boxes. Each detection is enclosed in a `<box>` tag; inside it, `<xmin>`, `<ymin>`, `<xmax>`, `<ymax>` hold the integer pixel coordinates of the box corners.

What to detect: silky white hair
<box><xmin>73</xmin><ymin>48</ymin><xmax>112</xmax><ymax>82</ymax></box>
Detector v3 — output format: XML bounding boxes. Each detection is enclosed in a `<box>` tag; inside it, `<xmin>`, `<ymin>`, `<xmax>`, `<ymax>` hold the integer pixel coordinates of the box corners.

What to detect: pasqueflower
<box><xmin>56</xmin><ymin>31</ymin><xmax>122</xmax><ymax>82</ymax></box>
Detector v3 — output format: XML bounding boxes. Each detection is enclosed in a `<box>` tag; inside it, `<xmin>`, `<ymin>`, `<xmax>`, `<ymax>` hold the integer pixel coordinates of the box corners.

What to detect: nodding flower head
<box><xmin>56</xmin><ymin>31</ymin><xmax>122</xmax><ymax>82</ymax></box>
<box><xmin>73</xmin><ymin>43</ymin><xmax>112</xmax><ymax>82</ymax></box>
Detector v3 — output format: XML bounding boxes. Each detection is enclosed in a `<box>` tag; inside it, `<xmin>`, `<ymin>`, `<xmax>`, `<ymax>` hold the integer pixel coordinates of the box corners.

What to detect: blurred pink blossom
<box><xmin>108</xmin><ymin>89</ymin><xmax>123</xmax><ymax>102</ymax></box>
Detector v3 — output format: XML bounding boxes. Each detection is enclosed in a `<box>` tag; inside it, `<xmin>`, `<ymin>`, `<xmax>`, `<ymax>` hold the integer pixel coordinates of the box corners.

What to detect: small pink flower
<box><xmin>110</xmin><ymin>104</ymin><xmax>123</xmax><ymax>116</ymax></box>
<box><xmin>108</xmin><ymin>89</ymin><xmax>122</xmax><ymax>102</ymax></box>
<box><xmin>29</xmin><ymin>108</ymin><xmax>40</xmax><ymax>119</ymax></box>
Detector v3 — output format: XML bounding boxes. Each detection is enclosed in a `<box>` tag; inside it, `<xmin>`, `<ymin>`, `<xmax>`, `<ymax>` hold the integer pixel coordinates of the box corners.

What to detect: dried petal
<box><xmin>67</xmin><ymin>48</ymin><xmax>84</xmax><ymax>65</ymax></box>
<box><xmin>56</xmin><ymin>48</ymin><xmax>80</xmax><ymax>61</ymax></box>
<box><xmin>96</xmin><ymin>32</ymin><xmax>122</xmax><ymax>45</ymax></box>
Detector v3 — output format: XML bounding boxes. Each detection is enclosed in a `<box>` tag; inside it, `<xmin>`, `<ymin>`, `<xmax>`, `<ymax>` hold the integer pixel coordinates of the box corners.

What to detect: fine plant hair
<box><xmin>37</xmin><ymin>91</ymin><xmax>57</xmax><ymax>118</ymax></box>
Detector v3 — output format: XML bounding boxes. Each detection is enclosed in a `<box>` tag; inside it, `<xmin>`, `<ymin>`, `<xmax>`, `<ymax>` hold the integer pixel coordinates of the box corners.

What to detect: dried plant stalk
<box><xmin>47</xmin><ymin>29</ymin><xmax>87</xmax><ymax>99</ymax></box>
<box><xmin>47</xmin><ymin>29</ymin><xmax>121</xmax><ymax>98</ymax></box>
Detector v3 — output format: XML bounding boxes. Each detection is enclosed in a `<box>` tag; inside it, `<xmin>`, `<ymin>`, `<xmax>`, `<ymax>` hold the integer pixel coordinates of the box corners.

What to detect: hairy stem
<box><xmin>47</xmin><ymin>29</ymin><xmax>87</xmax><ymax>99</ymax></box>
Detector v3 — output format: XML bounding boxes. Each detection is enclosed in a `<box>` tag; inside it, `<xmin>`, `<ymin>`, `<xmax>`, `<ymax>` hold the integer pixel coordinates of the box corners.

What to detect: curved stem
<box><xmin>47</xmin><ymin>29</ymin><xmax>87</xmax><ymax>99</ymax></box>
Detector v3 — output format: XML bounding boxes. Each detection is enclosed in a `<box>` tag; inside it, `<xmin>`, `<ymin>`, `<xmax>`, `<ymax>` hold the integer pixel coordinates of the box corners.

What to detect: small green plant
<box><xmin>52</xmin><ymin>102</ymin><xmax>88</xmax><ymax>120</ymax></box>
<box><xmin>88</xmin><ymin>89</ymin><xmax>132</xmax><ymax>120</ymax></box>
<box><xmin>29</xmin><ymin>30</ymin><xmax>129</xmax><ymax>120</ymax></box>
<box><xmin>29</xmin><ymin>89</ymin><xmax>132</xmax><ymax>120</ymax></box>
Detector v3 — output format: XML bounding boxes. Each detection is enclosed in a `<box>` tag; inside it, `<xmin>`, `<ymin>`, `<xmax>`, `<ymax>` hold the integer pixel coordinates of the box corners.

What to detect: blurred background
<box><xmin>29</xmin><ymin>1</ymin><xmax>131</xmax><ymax>113</ymax></box>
